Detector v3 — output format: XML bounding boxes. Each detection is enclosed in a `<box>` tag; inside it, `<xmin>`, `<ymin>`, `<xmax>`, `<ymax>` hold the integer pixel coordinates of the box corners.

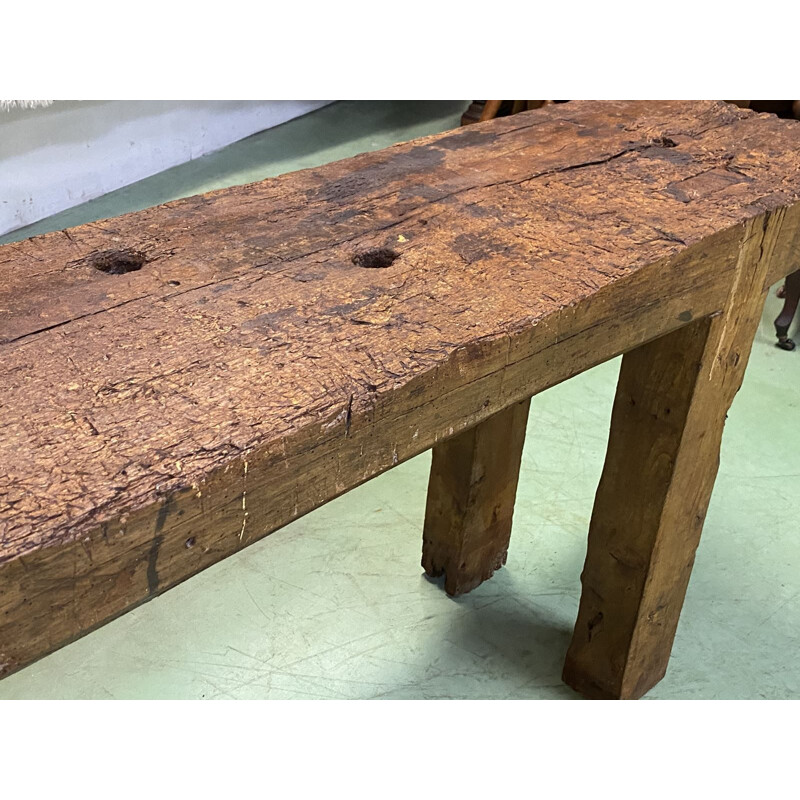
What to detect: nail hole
<box><xmin>352</xmin><ymin>248</ymin><xmax>399</xmax><ymax>269</ymax></box>
<box><xmin>167</xmin><ymin>279</ymin><xmax>181</xmax><ymax>287</ymax></box>
<box><xmin>650</xmin><ymin>136</ymin><xmax>677</xmax><ymax>148</ymax></box>
<box><xmin>185</xmin><ymin>537</ymin><xmax>196</xmax><ymax>549</ymax></box>
<box><xmin>91</xmin><ymin>248</ymin><xmax>147</xmax><ymax>275</ymax></box>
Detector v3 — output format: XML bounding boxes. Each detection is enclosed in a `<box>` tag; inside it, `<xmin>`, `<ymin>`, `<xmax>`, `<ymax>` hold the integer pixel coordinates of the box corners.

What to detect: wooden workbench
<box><xmin>2</xmin><ymin>100</ymin><xmax>800</xmax><ymax>698</ymax></box>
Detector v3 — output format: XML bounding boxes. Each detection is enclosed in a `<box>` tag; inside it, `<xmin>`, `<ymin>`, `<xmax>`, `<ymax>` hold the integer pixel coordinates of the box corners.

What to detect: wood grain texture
<box><xmin>2</xmin><ymin>101</ymin><xmax>800</xmax><ymax>681</ymax></box>
<box><xmin>562</xmin><ymin>211</ymin><xmax>785</xmax><ymax>699</ymax></box>
<box><xmin>422</xmin><ymin>398</ymin><xmax>531</xmax><ymax>595</ymax></box>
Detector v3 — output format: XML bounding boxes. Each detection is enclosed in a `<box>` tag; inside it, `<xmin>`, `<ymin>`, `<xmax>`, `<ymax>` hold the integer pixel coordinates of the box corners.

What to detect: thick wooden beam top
<box><xmin>3</xmin><ymin>100</ymin><xmax>800</xmax><ymax>568</ymax></box>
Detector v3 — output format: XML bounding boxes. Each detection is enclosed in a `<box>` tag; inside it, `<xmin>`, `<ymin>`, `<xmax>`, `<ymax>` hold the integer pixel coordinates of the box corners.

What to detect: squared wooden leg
<box><xmin>563</xmin><ymin>212</ymin><xmax>785</xmax><ymax>699</ymax></box>
<box><xmin>422</xmin><ymin>398</ymin><xmax>531</xmax><ymax>596</ymax></box>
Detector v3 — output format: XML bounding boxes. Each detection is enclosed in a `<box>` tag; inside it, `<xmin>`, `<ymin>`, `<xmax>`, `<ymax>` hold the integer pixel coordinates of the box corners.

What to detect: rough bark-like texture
<box><xmin>562</xmin><ymin>212</ymin><xmax>785</xmax><ymax>699</ymax></box>
<box><xmin>2</xmin><ymin>101</ymin><xmax>800</xmax><ymax>682</ymax></box>
<box><xmin>422</xmin><ymin>398</ymin><xmax>531</xmax><ymax>595</ymax></box>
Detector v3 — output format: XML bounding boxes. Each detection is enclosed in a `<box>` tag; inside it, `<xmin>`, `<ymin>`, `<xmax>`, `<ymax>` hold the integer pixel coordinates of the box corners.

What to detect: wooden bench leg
<box><xmin>562</xmin><ymin>215</ymin><xmax>783</xmax><ymax>699</ymax></box>
<box><xmin>422</xmin><ymin>398</ymin><xmax>531</xmax><ymax>596</ymax></box>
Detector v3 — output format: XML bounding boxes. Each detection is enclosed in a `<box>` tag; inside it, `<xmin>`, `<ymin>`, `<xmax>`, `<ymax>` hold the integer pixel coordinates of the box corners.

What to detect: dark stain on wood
<box><xmin>432</xmin><ymin>128</ymin><xmax>498</xmax><ymax>150</ymax></box>
<box><xmin>148</xmin><ymin>497</ymin><xmax>174</xmax><ymax>595</ymax></box>
<box><xmin>307</xmin><ymin>144</ymin><xmax>446</xmax><ymax>204</ymax></box>
<box><xmin>452</xmin><ymin>232</ymin><xmax>516</xmax><ymax>262</ymax></box>
<box><xmin>240</xmin><ymin>307</ymin><xmax>298</xmax><ymax>330</ymax></box>
<box><xmin>146</xmin><ymin>534</ymin><xmax>163</xmax><ymax>596</ymax></box>
<box><xmin>639</xmin><ymin>147</ymin><xmax>694</xmax><ymax>165</ymax></box>
<box><xmin>666</xmin><ymin>169</ymin><xmax>751</xmax><ymax>202</ymax></box>
<box><xmin>397</xmin><ymin>183</ymin><xmax>448</xmax><ymax>202</ymax></box>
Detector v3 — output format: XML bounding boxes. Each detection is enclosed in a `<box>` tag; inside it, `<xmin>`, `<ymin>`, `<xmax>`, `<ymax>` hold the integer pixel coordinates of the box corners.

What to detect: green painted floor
<box><xmin>2</xmin><ymin>101</ymin><xmax>798</xmax><ymax>700</ymax></box>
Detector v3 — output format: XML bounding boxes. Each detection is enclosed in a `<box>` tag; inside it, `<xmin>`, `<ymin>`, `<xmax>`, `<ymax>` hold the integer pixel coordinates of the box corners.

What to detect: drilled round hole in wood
<box><xmin>352</xmin><ymin>248</ymin><xmax>398</xmax><ymax>269</ymax></box>
<box><xmin>90</xmin><ymin>248</ymin><xmax>147</xmax><ymax>275</ymax></box>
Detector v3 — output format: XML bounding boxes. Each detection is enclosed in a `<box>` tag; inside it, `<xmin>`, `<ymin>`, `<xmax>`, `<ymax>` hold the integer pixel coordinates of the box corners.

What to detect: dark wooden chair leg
<box><xmin>461</xmin><ymin>102</ymin><xmax>487</xmax><ymax>126</ymax></box>
<box><xmin>422</xmin><ymin>398</ymin><xmax>531</xmax><ymax>596</ymax></box>
<box><xmin>774</xmin><ymin>268</ymin><xmax>800</xmax><ymax>350</ymax></box>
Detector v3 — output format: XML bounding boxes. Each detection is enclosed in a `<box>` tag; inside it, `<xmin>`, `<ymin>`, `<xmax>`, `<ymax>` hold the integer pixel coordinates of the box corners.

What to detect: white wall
<box><xmin>0</xmin><ymin>100</ymin><xmax>330</xmax><ymax>236</ymax></box>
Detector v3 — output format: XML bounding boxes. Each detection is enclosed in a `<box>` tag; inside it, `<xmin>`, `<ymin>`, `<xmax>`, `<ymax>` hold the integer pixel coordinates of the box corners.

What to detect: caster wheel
<box><xmin>776</xmin><ymin>338</ymin><xmax>796</xmax><ymax>351</ymax></box>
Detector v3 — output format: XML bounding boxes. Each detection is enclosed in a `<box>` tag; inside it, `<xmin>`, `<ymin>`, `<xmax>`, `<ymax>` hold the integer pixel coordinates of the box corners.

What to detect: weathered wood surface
<box><xmin>2</xmin><ymin>100</ymin><xmax>800</xmax><ymax>682</ymax></box>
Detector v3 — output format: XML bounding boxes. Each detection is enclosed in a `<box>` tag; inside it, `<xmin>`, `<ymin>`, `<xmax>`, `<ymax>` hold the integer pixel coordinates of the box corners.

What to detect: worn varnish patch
<box><xmin>2</xmin><ymin>101</ymin><xmax>800</xmax><ymax>679</ymax></box>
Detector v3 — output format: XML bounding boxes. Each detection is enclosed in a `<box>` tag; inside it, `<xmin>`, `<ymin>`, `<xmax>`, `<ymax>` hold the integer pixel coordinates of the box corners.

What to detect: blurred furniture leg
<box><xmin>461</xmin><ymin>101</ymin><xmax>549</xmax><ymax>126</ymax></box>
<box><xmin>775</xmin><ymin>269</ymin><xmax>800</xmax><ymax>350</ymax></box>
<box><xmin>461</xmin><ymin>101</ymin><xmax>488</xmax><ymax>125</ymax></box>
<box><xmin>479</xmin><ymin>100</ymin><xmax>504</xmax><ymax>122</ymax></box>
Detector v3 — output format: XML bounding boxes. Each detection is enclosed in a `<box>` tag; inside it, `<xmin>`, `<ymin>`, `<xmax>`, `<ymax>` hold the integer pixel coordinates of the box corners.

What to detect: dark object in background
<box><xmin>461</xmin><ymin>100</ymin><xmax>570</xmax><ymax>125</ymax></box>
<box><xmin>463</xmin><ymin>99</ymin><xmax>800</xmax><ymax>126</ymax></box>
<box><xmin>734</xmin><ymin>100</ymin><xmax>800</xmax><ymax>119</ymax></box>
<box><xmin>775</xmin><ymin>270</ymin><xmax>800</xmax><ymax>350</ymax></box>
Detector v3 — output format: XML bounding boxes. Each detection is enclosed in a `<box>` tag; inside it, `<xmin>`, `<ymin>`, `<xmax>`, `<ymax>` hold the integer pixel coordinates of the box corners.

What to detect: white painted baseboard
<box><xmin>0</xmin><ymin>100</ymin><xmax>331</xmax><ymax>236</ymax></box>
